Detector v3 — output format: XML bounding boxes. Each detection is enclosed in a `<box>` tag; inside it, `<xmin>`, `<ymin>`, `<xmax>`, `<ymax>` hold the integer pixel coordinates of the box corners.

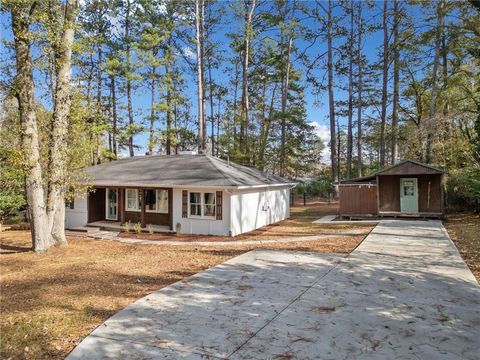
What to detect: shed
<box><xmin>339</xmin><ymin>160</ymin><xmax>445</xmax><ymax>218</ymax></box>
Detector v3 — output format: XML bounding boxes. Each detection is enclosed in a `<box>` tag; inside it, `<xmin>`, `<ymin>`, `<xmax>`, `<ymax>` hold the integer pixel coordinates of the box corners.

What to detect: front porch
<box><xmin>87</xmin><ymin>187</ymin><xmax>173</xmax><ymax>230</ymax></box>
<box><xmin>87</xmin><ymin>221</ymin><xmax>173</xmax><ymax>233</ymax></box>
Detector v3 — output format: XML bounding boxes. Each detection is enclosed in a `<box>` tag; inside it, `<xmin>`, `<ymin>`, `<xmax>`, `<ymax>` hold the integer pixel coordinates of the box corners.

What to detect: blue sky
<box><xmin>0</xmin><ymin>1</ymin><xmax>431</xmax><ymax>159</ymax></box>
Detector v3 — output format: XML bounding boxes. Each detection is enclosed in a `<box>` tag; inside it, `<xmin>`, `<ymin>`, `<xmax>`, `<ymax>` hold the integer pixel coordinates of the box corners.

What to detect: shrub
<box><xmin>134</xmin><ymin>222</ymin><xmax>142</xmax><ymax>234</ymax></box>
<box><xmin>123</xmin><ymin>221</ymin><xmax>131</xmax><ymax>233</ymax></box>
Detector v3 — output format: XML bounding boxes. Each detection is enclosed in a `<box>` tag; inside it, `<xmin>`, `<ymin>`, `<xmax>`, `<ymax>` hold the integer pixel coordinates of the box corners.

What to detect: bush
<box><xmin>294</xmin><ymin>176</ymin><xmax>334</xmax><ymax>198</ymax></box>
<box><xmin>446</xmin><ymin>166</ymin><xmax>480</xmax><ymax>213</ymax></box>
<box><xmin>0</xmin><ymin>192</ymin><xmax>26</xmax><ymax>224</ymax></box>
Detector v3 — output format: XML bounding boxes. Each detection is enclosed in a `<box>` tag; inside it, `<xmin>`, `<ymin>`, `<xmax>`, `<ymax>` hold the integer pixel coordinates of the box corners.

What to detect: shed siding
<box><xmin>417</xmin><ymin>174</ymin><xmax>443</xmax><ymax>212</ymax></box>
<box><xmin>65</xmin><ymin>197</ymin><xmax>88</xmax><ymax>228</ymax></box>
<box><xmin>171</xmin><ymin>188</ymin><xmax>231</xmax><ymax>236</ymax></box>
<box><xmin>378</xmin><ymin>176</ymin><xmax>400</xmax><ymax>212</ymax></box>
<box><xmin>339</xmin><ymin>185</ymin><xmax>378</xmax><ymax>215</ymax></box>
<box><xmin>378</xmin><ymin>174</ymin><xmax>443</xmax><ymax>213</ymax></box>
<box><xmin>230</xmin><ymin>187</ymin><xmax>290</xmax><ymax>237</ymax></box>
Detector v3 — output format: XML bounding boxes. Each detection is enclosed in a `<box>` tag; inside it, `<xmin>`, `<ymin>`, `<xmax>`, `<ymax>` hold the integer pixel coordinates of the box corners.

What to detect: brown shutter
<box><xmin>216</xmin><ymin>191</ymin><xmax>222</xmax><ymax>220</ymax></box>
<box><xmin>182</xmin><ymin>190</ymin><xmax>188</xmax><ymax>218</ymax></box>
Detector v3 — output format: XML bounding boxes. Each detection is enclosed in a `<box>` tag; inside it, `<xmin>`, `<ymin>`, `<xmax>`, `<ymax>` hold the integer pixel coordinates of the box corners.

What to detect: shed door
<box><xmin>400</xmin><ymin>178</ymin><xmax>418</xmax><ymax>213</ymax></box>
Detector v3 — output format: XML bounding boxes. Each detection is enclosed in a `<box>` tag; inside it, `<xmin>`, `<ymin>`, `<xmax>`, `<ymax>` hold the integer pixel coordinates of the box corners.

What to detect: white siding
<box><xmin>171</xmin><ymin>188</ymin><xmax>231</xmax><ymax>236</ymax></box>
<box><xmin>64</xmin><ymin>186</ymin><xmax>290</xmax><ymax>236</ymax></box>
<box><xmin>65</xmin><ymin>197</ymin><xmax>88</xmax><ymax>228</ymax></box>
<box><xmin>230</xmin><ymin>187</ymin><xmax>290</xmax><ymax>236</ymax></box>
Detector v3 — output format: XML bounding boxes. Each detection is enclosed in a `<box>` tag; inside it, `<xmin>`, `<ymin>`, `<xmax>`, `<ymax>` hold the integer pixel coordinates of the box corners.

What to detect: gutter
<box><xmin>85</xmin><ymin>182</ymin><xmax>297</xmax><ymax>190</ymax></box>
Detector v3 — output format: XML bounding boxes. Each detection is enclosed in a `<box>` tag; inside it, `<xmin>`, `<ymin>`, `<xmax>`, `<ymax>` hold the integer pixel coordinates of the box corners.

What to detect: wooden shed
<box><xmin>339</xmin><ymin>160</ymin><xmax>445</xmax><ymax>218</ymax></box>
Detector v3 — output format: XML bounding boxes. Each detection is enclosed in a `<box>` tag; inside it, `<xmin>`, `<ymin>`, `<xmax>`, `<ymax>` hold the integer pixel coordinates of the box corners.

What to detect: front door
<box><xmin>400</xmin><ymin>178</ymin><xmax>418</xmax><ymax>213</ymax></box>
<box><xmin>106</xmin><ymin>188</ymin><xmax>118</xmax><ymax>220</ymax></box>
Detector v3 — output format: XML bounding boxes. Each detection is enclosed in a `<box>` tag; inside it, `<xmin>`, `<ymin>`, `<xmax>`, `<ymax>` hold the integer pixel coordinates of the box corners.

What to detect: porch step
<box><xmin>66</xmin><ymin>229</ymin><xmax>119</xmax><ymax>239</ymax></box>
<box><xmin>66</xmin><ymin>226</ymin><xmax>101</xmax><ymax>233</ymax></box>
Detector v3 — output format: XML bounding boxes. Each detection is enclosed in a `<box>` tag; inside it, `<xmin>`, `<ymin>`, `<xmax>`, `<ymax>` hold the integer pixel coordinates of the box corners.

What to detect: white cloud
<box><xmin>182</xmin><ymin>46</ymin><xmax>196</xmax><ymax>60</ymax></box>
<box><xmin>310</xmin><ymin>122</ymin><xmax>331</xmax><ymax>162</ymax></box>
<box><xmin>311</xmin><ymin>122</ymin><xmax>330</xmax><ymax>145</ymax></box>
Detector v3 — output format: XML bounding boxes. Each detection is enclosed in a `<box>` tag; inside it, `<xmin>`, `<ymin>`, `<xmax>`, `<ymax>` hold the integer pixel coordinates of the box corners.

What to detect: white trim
<box><xmin>188</xmin><ymin>191</ymin><xmax>217</xmax><ymax>220</ymax></box>
<box><xmin>125</xmin><ymin>188</ymin><xmax>140</xmax><ymax>212</ymax></box>
<box><xmin>145</xmin><ymin>189</ymin><xmax>169</xmax><ymax>214</ymax></box>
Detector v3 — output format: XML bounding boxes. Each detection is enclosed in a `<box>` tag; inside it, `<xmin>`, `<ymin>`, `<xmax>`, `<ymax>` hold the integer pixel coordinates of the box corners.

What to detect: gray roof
<box><xmin>340</xmin><ymin>159</ymin><xmax>445</xmax><ymax>184</ymax></box>
<box><xmin>82</xmin><ymin>154</ymin><xmax>294</xmax><ymax>188</ymax></box>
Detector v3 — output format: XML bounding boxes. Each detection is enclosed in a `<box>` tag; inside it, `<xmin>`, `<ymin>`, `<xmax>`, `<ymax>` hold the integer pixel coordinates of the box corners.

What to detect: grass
<box><xmin>444</xmin><ymin>212</ymin><xmax>480</xmax><ymax>282</ymax></box>
<box><xmin>0</xmin><ymin>202</ymin><xmax>368</xmax><ymax>360</ymax></box>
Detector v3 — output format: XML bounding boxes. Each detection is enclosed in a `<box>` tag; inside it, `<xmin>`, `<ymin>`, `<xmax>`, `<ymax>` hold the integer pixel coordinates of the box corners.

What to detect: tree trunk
<box><xmin>165</xmin><ymin>57</ymin><xmax>172</xmax><ymax>155</ymax></box>
<box><xmin>11</xmin><ymin>3</ymin><xmax>51</xmax><ymax>252</ymax></box>
<box><xmin>426</xmin><ymin>0</ymin><xmax>443</xmax><ymax>163</ymax></box>
<box><xmin>125</xmin><ymin>0</ymin><xmax>134</xmax><ymax>156</ymax></box>
<box><xmin>96</xmin><ymin>42</ymin><xmax>102</xmax><ymax>162</ymax></box>
<box><xmin>327</xmin><ymin>0</ymin><xmax>338</xmax><ymax>192</ymax></box>
<box><xmin>149</xmin><ymin>62</ymin><xmax>156</xmax><ymax>154</ymax></box>
<box><xmin>195</xmin><ymin>0</ymin><xmax>205</xmax><ymax>153</ymax></box>
<box><xmin>47</xmin><ymin>0</ymin><xmax>78</xmax><ymax>245</ymax></box>
<box><xmin>280</xmin><ymin>36</ymin><xmax>292</xmax><ymax>177</ymax></box>
<box><xmin>208</xmin><ymin>56</ymin><xmax>215</xmax><ymax>156</ymax></box>
<box><xmin>240</xmin><ymin>0</ymin><xmax>256</xmax><ymax>162</ymax></box>
<box><xmin>346</xmin><ymin>0</ymin><xmax>354</xmax><ymax>179</ymax></box>
<box><xmin>379</xmin><ymin>0</ymin><xmax>388</xmax><ymax>168</ymax></box>
<box><xmin>110</xmin><ymin>74</ymin><xmax>118</xmax><ymax>158</ymax></box>
<box><xmin>357</xmin><ymin>1</ymin><xmax>363</xmax><ymax>177</ymax></box>
<box><xmin>391</xmin><ymin>0</ymin><xmax>400</xmax><ymax>164</ymax></box>
<box><xmin>258</xmin><ymin>83</ymin><xmax>278</xmax><ymax>170</ymax></box>
<box><xmin>232</xmin><ymin>58</ymin><xmax>240</xmax><ymax>153</ymax></box>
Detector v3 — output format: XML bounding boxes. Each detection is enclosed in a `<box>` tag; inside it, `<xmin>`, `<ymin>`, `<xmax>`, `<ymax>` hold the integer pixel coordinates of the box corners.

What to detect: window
<box><xmin>126</xmin><ymin>189</ymin><xmax>140</xmax><ymax>211</ymax></box>
<box><xmin>127</xmin><ymin>189</ymin><xmax>169</xmax><ymax>213</ymax></box>
<box><xmin>157</xmin><ymin>190</ymin><xmax>169</xmax><ymax>213</ymax></box>
<box><xmin>190</xmin><ymin>192</ymin><xmax>202</xmax><ymax>216</ymax></box>
<box><xmin>189</xmin><ymin>191</ymin><xmax>216</xmax><ymax>218</ymax></box>
<box><xmin>403</xmin><ymin>181</ymin><xmax>414</xmax><ymax>196</ymax></box>
<box><xmin>65</xmin><ymin>199</ymin><xmax>74</xmax><ymax>209</ymax></box>
<box><xmin>204</xmin><ymin>192</ymin><xmax>216</xmax><ymax>217</ymax></box>
<box><xmin>146</xmin><ymin>189</ymin><xmax>169</xmax><ymax>213</ymax></box>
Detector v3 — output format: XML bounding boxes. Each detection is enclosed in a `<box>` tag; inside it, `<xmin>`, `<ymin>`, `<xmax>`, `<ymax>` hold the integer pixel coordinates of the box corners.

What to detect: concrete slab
<box><xmin>67</xmin><ymin>251</ymin><xmax>345</xmax><ymax>359</ymax></box>
<box><xmin>67</xmin><ymin>220</ymin><xmax>480</xmax><ymax>360</ymax></box>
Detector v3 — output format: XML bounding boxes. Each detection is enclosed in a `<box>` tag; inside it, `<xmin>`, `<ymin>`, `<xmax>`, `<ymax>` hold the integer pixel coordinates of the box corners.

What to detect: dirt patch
<box><xmin>444</xmin><ymin>213</ymin><xmax>480</xmax><ymax>282</ymax></box>
<box><xmin>0</xmin><ymin>202</ymin><xmax>370</xmax><ymax>359</ymax></box>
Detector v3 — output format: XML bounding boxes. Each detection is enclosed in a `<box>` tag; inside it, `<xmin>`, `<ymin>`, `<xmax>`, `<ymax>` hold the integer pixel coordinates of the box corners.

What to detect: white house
<box><xmin>65</xmin><ymin>154</ymin><xmax>295</xmax><ymax>236</ymax></box>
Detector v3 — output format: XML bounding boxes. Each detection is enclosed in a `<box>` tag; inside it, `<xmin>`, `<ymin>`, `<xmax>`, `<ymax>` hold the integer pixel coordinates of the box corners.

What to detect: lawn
<box><xmin>0</xmin><ymin>202</ymin><xmax>369</xmax><ymax>360</ymax></box>
<box><xmin>444</xmin><ymin>212</ymin><xmax>480</xmax><ymax>282</ymax></box>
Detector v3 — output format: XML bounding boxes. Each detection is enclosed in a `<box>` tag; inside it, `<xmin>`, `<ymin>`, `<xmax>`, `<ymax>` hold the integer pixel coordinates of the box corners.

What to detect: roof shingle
<box><xmin>82</xmin><ymin>154</ymin><xmax>293</xmax><ymax>188</ymax></box>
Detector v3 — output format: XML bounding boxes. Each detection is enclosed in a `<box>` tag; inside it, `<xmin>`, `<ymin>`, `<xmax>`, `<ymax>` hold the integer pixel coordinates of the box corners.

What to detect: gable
<box><xmin>376</xmin><ymin>160</ymin><xmax>444</xmax><ymax>176</ymax></box>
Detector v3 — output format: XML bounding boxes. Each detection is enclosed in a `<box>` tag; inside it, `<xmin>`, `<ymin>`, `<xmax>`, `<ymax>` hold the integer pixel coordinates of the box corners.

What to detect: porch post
<box><xmin>119</xmin><ymin>188</ymin><xmax>125</xmax><ymax>224</ymax></box>
<box><xmin>140</xmin><ymin>188</ymin><xmax>146</xmax><ymax>228</ymax></box>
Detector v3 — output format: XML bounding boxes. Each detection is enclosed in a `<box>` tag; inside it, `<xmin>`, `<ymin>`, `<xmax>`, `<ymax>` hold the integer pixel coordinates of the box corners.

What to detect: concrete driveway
<box><xmin>67</xmin><ymin>220</ymin><xmax>480</xmax><ymax>360</ymax></box>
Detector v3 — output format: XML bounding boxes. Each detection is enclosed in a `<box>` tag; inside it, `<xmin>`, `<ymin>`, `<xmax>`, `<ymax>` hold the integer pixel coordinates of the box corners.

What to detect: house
<box><xmin>65</xmin><ymin>154</ymin><xmax>295</xmax><ymax>236</ymax></box>
<box><xmin>339</xmin><ymin>160</ymin><xmax>445</xmax><ymax>218</ymax></box>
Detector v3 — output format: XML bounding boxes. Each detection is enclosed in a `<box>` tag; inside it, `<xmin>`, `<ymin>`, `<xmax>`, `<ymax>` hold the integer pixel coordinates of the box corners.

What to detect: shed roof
<box><xmin>340</xmin><ymin>160</ymin><xmax>444</xmax><ymax>184</ymax></box>
<box><xmin>82</xmin><ymin>154</ymin><xmax>294</xmax><ymax>188</ymax></box>
<box><xmin>374</xmin><ymin>159</ymin><xmax>444</xmax><ymax>176</ymax></box>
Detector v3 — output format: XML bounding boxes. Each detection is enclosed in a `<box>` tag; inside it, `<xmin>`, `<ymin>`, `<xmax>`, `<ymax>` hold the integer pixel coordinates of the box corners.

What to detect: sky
<box><xmin>0</xmin><ymin>1</ymin><xmax>431</xmax><ymax>161</ymax></box>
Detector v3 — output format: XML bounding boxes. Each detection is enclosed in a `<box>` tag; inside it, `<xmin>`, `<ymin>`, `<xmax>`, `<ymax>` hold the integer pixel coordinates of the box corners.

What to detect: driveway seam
<box><xmin>226</xmin><ymin>253</ymin><xmax>350</xmax><ymax>358</ymax></box>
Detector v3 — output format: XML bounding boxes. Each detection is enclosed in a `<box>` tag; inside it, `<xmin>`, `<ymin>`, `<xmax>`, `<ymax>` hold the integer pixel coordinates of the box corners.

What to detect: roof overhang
<box><xmin>86</xmin><ymin>181</ymin><xmax>296</xmax><ymax>190</ymax></box>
